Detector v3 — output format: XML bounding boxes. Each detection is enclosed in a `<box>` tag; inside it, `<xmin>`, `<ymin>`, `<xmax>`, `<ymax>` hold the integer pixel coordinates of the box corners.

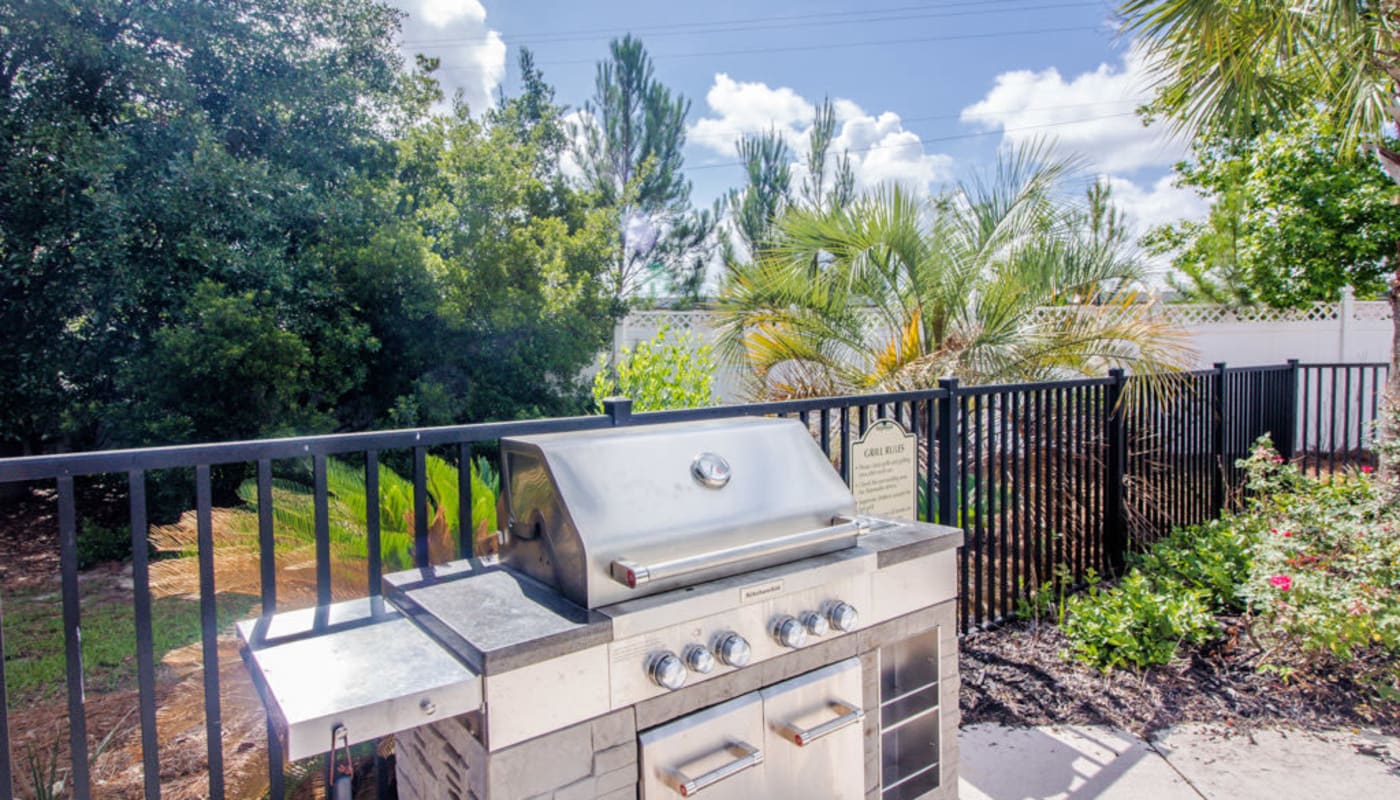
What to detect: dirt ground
<box><xmin>1</xmin><ymin>490</ymin><xmax>284</xmax><ymax>800</ymax></box>
<box><xmin>959</xmin><ymin>617</ymin><xmax>1400</xmax><ymax>738</ymax></box>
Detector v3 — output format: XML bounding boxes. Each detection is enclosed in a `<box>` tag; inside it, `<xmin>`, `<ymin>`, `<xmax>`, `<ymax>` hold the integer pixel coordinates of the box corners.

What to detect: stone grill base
<box><xmin>396</xmin><ymin>599</ymin><xmax>958</xmax><ymax>800</ymax></box>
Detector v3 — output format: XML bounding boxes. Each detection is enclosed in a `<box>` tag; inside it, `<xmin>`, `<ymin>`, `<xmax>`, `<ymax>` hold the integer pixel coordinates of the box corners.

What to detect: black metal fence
<box><xmin>0</xmin><ymin>360</ymin><xmax>1386</xmax><ymax>799</ymax></box>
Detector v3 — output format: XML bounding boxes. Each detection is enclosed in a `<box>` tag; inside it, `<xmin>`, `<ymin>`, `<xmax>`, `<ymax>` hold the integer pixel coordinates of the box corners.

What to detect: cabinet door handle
<box><xmin>664</xmin><ymin>741</ymin><xmax>763</xmax><ymax>797</ymax></box>
<box><xmin>778</xmin><ymin>701</ymin><xmax>865</xmax><ymax>747</ymax></box>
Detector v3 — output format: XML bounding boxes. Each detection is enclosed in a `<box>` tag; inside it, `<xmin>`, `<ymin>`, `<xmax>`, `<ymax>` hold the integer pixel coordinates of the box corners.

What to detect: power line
<box><xmin>431</xmin><ymin>25</ymin><xmax>1105</xmax><ymax>73</ymax></box>
<box><xmin>684</xmin><ymin>111</ymin><xmax>1143</xmax><ymax>171</ymax></box>
<box><xmin>402</xmin><ymin>0</ymin><xmax>1108</xmax><ymax>49</ymax></box>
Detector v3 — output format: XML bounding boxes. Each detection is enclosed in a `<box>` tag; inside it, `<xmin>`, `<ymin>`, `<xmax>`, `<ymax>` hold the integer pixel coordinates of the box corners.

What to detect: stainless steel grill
<box><xmin>498</xmin><ymin>418</ymin><xmax>858</xmax><ymax>608</ymax></box>
<box><xmin>240</xmin><ymin>416</ymin><xmax>963</xmax><ymax>800</ymax></box>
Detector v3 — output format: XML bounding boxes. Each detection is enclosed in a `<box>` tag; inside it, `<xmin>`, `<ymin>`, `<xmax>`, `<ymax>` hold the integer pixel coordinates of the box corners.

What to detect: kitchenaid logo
<box><xmin>740</xmin><ymin>580</ymin><xmax>785</xmax><ymax>603</ymax></box>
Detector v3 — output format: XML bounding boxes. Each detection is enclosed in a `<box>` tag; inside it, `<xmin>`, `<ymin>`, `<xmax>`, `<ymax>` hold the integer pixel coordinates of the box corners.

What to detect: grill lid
<box><xmin>499</xmin><ymin>417</ymin><xmax>858</xmax><ymax>608</ymax></box>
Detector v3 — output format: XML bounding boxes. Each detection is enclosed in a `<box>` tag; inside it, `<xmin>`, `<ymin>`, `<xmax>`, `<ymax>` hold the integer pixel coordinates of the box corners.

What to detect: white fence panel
<box><xmin>616</xmin><ymin>293</ymin><xmax>1394</xmax><ymax>403</ymax></box>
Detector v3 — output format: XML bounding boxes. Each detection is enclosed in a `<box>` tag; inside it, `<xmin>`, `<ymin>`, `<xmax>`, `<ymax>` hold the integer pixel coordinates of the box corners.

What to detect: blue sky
<box><xmin>390</xmin><ymin>0</ymin><xmax>1209</xmax><ymax>255</ymax></box>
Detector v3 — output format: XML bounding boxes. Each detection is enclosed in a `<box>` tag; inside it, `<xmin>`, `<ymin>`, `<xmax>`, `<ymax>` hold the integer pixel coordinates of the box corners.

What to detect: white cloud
<box><xmin>960</xmin><ymin>45</ymin><xmax>1184</xmax><ymax>174</ymax></box>
<box><xmin>827</xmin><ymin>108</ymin><xmax>953</xmax><ymax>193</ymax></box>
<box><xmin>689</xmin><ymin>74</ymin><xmax>814</xmax><ymax>153</ymax></box>
<box><xmin>1105</xmin><ymin>174</ymin><xmax>1209</xmax><ymax>236</ymax></box>
<box><xmin>396</xmin><ymin>0</ymin><xmax>506</xmax><ymax>115</ymax></box>
<box><xmin>688</xmin><ymin>74</ymin><xmax>953</xmax><ymax>195</ymax></box>
<box><xmin>416</xmin><ymin>0</ymin><xmax>486</xmax><ymax>28</ymax></box>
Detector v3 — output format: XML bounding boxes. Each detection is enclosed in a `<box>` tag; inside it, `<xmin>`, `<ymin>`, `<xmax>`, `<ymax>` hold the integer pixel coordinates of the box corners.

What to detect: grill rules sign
<box><xmin>850</xmin><ymin>418</ymin><xmax>918</xmax><ymax>518</ymax></box>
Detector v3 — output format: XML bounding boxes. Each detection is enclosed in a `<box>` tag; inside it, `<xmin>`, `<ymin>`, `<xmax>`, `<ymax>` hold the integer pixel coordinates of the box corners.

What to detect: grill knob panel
<box><xmin>683</xmin><ymin>644</ymin><xmax>716</xmax><ymax>674</ymax></box>
<box><xmin>715</xmin><ymin>633</ymin><xmax>752</xmax><ymax>667</ymax></box>
<box><xmin>772</xmin><ymin>615</ymin><xmax>808</xmax><ymax>649</ymax></box>
<box><xmin>648</xmin><ymin>652</ymin><xmax>688</xmax><ymax>690</ymax></box>
<box><xmin>826</xmin><ymin>601</ymin><xmax>859</xmax><ymax>633</ymax></box>
<box><xmin>800</xmin><ymin>611</ymin><xmax>829</xmax><ymax>637</ymax></box>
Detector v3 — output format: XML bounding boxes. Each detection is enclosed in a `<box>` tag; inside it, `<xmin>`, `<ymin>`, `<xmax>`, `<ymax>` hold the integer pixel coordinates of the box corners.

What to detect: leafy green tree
<box><xmin>0</xmin><ymin>0</ymin><xmax>405</xmax><ymax>451</ymax></box>
<box><xmin>591</xmin><ymin>325</ymin><xmax>718</xmax><ymax>412</ymax></box>
<box><xmin>716</xmin><ymin>144</ymin><xmax>1191</xmax><ymax>398</ymax></box>
<box><xmin>573</xmin><ymin>35</ymin><xmax>713</xmax><ymax>301</ymax></box>
<box><xmin>338</xmin><ymin>55</ymin><xmax>620</xmax><ymax>427</ymax></box>
<box><xmin>1119</xmin><ymin>0</ymin><xmax>1400</xmax><ymax>417</ymax></box>
<box><xmin>125</xmin><ymin>281</ymin><xmax>369</xmax><ymax>444</ymax></box>
<box><xmin>1146</xmin><ymin>114</ymin><xmax>1400</xmax><ymax>307</ymax></box>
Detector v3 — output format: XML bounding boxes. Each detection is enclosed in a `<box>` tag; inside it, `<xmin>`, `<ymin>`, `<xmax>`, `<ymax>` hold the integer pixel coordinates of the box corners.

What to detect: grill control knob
<box><xmin>648</xmin><ymin>652</ymin><xmax>687</xmax><ymax>690</ymax></box>
<box><xmin>772</xmin><ymin>615</ymin><xmax>808</xmax><ymax>649</ymax></box>
<box><xmin>683</xmin><ymin>644</ymin><xmax>716</xmax><ymax>674</ymax></box>
<box><xmin>800</xmin><ymin>611</ymin><xmax>830</xmax><ymax>637</ymax></box>
<box><xmin>825</xmin><ymin>601</ymin><xmax>860</xmax><ymax>633</ymax></box>
<box><xmin>715</xmin><ymin>633</ymin><xmax>752</xmax><ymax>667</ymax></box>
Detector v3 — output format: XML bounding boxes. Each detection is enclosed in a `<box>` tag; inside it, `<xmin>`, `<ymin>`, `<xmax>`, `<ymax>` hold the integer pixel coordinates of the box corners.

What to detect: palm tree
<box><xmin>1119</xmin><ymin>0</ymin><xmax>1400</xmax><ymax>411</ymax></box>
<box><xmin>714</xmin><ymin>143</ymin><xmax>1193</xmax><ymax>399</ymax></box>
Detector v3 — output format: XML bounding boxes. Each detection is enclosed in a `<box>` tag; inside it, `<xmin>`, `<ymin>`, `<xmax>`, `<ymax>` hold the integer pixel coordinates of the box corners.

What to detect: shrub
<box><xmin>593</xmin><ymin>325</ymin><xmax>718</xmax><ymax>412</ymax></box>
<box><xmin>77</xmin><ymin>520</ymin><xmax>134</xmax><ymax>569</ymax></box>
<box><xmin>1062</xmin><ymin>571</ymin><xmax>1217</xmax><ymax>672</ymax></box>
<box><xmin>1130</xmin><ymin>517</ymin><xmax>1257</xmax><ymax>613</ymax></box>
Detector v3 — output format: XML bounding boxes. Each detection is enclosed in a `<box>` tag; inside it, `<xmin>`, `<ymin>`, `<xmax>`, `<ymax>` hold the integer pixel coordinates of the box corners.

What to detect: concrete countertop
<box><xmin>384</xmin><ymin>560</ymin><xmax>612</xmax><ymax>675</ymax></box>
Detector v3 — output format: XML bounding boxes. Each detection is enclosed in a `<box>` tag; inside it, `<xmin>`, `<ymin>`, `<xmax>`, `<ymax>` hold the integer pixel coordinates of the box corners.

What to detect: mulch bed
<box><xmin>959</xmin><ymin>616</ymin><xmax>1400</xmax><ymax>737</ymax></box>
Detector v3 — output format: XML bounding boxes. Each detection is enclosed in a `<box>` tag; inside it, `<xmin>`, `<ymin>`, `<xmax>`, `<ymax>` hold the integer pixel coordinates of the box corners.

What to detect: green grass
<box><xmin>2</xmin><ymin>582</ymin><xmax>254</xmax><ymax>705</ymax></box>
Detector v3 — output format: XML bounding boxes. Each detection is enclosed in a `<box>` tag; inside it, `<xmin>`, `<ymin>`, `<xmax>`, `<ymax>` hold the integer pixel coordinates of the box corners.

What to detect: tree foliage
<box><xmin>0</xmin><ymin>3</ymin><xmax>621</xmax><ymax>454</ymax></box>
<box><xmin>573</xmin><ymin>35</ymin><xmax>714</xmax><ymax>301</ymax></box>
<box><xmin>0</xmin><ymin>0</ymin><xmax>404</xmax><ymax>451</ymax></box>
<box><xmin>1148</xmin><ymin>114</ymin><xmax>1400</xmax><ymax>307</ymax></box>
<box><xmin>324</xmin><ymin>53</ymin><xmax>619</xmax><ymax>428</ymax></box>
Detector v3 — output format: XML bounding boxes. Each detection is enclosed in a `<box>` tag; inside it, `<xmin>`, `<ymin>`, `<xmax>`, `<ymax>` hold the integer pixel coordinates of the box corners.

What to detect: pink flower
<box><xmin>1270</xmin><ymin>528</ymin><xmax>1279</xmax><ymax>535</ymax></box>
<box><xmin>1272</xmin><ymin>455</ymin><xmax>1285</xmax><ymax>463</ymax></box>
<box><xmin>1283</xmin><ymin>530</ymin><xmax>1292</xmax><ymax>538</ymax></box>
<box><xmin>1270</xmin><ymin>575</ymin><xmax>1293</xmax><ymax>591</ymax></box>
<box><xmin>1362</xmin><ymin>465</ymin><xmax>1375</xmax><ymax>474</ymax></box>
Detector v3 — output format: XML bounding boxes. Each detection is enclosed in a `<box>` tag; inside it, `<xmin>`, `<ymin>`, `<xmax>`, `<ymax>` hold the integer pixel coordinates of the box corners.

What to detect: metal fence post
<box><xmin>1283</xmin><ymin>359</ymin><xmax>1300</xmax><ymax>462</ymax></box>
<box><xmin>936</xmin><ymin>378</ymin><xmax>960</xmax><ymax>527</ymax></box>
<box><xmin>603</xmin><ymin>397</ymin><xmax>633</xmax><ymax>426</ymax></box>
<box><xmin>1104</xmin><ymin>369</ymin><xmax>1127</xmax><ymax>573</ymax></box>
<box><xmin>1213</xmin><ymin>362</ymin><xmax>1228</xmax><ymax>515</ymax></box>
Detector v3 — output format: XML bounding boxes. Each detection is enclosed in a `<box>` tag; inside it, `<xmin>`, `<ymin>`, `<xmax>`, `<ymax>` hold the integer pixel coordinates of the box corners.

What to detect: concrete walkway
<box><xmin>959</xmin><ymin>723</ymin><xmax>1400</xmax><ymax>799</ymax></box>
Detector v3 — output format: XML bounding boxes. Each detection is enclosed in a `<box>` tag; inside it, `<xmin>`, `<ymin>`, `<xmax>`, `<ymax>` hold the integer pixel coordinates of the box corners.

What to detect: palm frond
<box><xmin>717</xmin><ymin>144</ymin><xmax>1194</xmax><ymax>397</ymax></box>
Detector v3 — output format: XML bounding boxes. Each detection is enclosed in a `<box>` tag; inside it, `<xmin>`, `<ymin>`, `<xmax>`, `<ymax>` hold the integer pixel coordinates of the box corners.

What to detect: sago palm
<box><xmin>714</xmin><ymin>143</ymin><xmax>1193</xmax><ymax>398</ymax></box>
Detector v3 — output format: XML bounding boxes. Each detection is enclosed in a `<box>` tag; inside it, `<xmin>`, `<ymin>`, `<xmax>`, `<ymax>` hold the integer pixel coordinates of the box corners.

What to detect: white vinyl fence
<box><xmin>615</xmin><ymin>289</ymin><xmax>1393</xmax><ymax>403</ymax></box>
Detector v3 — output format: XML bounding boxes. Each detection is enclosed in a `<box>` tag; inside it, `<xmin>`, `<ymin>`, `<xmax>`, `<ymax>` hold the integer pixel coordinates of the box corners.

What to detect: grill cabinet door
<box><xmin>759</xmin><ymin>657</ymin><xmax>867</xmax><ymax>799</ymax></box>
<box><xmin>639</xmin><ymin>692</ymin><xmax>766</xmax><ymax>798</ymax></box>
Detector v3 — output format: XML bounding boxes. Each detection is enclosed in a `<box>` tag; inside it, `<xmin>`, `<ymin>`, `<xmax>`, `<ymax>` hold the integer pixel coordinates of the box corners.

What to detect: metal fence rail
<box><xmin>0</xmin><ymin>360</ymin><xmax>1385</xmax><ymax>798</ymax></box>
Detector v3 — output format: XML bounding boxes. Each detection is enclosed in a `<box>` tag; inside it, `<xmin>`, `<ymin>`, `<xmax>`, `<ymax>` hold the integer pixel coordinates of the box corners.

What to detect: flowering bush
<box><xmin>1238</xmin><ymin>440</ymin><xmax>1400</xmax><ymax>664</ymax></box>
<box><xmin>1061</xmin><ymin>434</ymin><xmax>1399</xmax><ymax>683</ymax></box>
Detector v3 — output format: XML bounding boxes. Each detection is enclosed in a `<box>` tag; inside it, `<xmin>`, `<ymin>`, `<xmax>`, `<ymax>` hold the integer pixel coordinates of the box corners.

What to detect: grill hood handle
<box><xmin>610</xmin><ymin>516</ymin><xmax>862</xmax><ymax>589</ymax></box>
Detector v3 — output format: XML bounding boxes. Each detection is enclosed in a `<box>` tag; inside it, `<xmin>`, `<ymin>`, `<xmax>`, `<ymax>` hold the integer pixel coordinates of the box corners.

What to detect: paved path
<box><xmin>959</xmin><ymin>723</ymin><xmax>1400</xmax><ymax>799</ymax></box>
